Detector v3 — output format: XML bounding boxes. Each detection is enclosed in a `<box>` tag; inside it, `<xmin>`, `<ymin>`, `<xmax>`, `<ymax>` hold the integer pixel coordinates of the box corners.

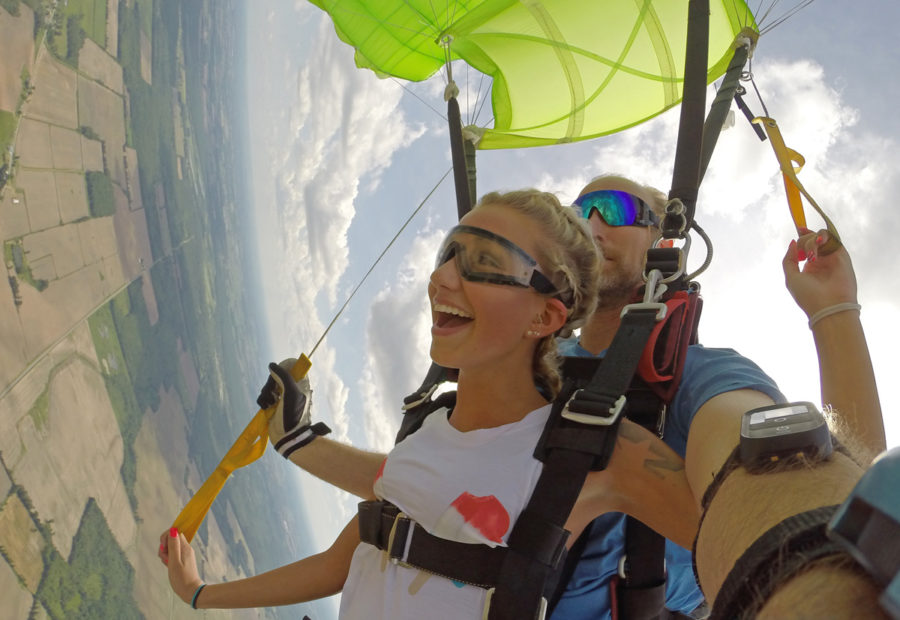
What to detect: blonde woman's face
<box><xmin>427</xmin><ymin>204</ymin><xmax>551</xmax><ymax>373</ymax></box>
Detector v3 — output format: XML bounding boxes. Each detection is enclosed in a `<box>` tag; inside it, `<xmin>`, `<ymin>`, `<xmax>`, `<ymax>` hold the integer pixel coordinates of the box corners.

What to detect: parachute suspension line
<box><xmin>757</xmin><ymin>0</ymin><xmax>817</xmax><ymax>35</ymax></box>
<box><xmin>309</xmin><ymin>167</ymin><xmax>453</xmax><ymax>357</ymax></box>
<box><xmin>390</xmin><ymin>77</ymin><xmax>447</xmax><ymax>122</ymax></box>
<box><xmin>473</xmin><ymin>74</ymin><xmax>491</xmax><ymax>127</ymax></box>
<box><xmin>740</xmin><ymin>55</ymin><xmax>770</xmax><ymax>118</ymax></box>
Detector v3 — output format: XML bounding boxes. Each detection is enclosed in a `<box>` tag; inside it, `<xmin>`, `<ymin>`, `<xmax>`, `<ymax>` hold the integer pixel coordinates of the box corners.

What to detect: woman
<box><xmin>159</xmin><ymin>189</ymin><xmax>699</xmax><ymax>617</ymax></box>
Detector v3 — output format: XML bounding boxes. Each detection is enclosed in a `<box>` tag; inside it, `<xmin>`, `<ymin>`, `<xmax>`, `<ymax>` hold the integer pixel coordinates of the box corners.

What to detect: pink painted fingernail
<box><xmin>816</xmin><ymin>235</ymin><xmax>824</xmax><ymax>245</ymax></box>
<box><xmin>797</xmin><ymin>249</ymin><xmax>807</xmax><ymax>261</ymax></box>
<box><xmin>808</xmin><ymin>253</ymin><xmax>817</xmax><ymax>263</ymax></box>
<box><xmin>170</xmin><ymin>527</ymin><xmax>178</xmax><ymax>538</ymax></box>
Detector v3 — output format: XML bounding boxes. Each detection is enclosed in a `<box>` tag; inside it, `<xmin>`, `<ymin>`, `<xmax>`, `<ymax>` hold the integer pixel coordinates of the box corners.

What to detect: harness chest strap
<box><xmin>358</xmin><ymin>500</ymin><xmax>510</xmax><ymax>589</ymax></box>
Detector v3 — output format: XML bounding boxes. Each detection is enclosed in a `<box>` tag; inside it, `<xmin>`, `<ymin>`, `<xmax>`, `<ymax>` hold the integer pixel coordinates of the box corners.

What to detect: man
<box><xmin>546</xmin><ymin>175</ymin><xmax>783</xmax><ymax>618</ymax></box>
<box><xmin>263</xmin><ymin>174</ymin><xmax>784</xmax><ymax>618</ymax></box>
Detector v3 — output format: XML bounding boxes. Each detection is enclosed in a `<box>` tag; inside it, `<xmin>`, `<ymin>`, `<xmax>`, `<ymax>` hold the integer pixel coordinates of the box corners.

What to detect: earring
<box><xmin>526</xmin><ymin>314</ymin><xmax>544</xmax><ymax>337</ymax></box>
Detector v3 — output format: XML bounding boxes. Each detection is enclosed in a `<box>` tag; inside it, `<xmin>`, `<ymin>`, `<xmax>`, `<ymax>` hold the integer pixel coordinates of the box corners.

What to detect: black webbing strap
<box><xmin>448</xmin><ymin>95</ymin><xmax>475</xmax><ymax>219</ymax></box>
<box><xmin>667</xmin><ymin>0</ymin><xmax>710</xmax><ymax>235</ymax></box>
<box><xmin>488</xmin><ymin>305</ymin><xmax>665</xmax><ymax>619</ymax></box>
<box><xmin>396</xmin><ymin>389</ymin><xmax>457</xmax><ymax>444</ymax></box>
<box><xmin>698</xmin><ymin>41</ymin><xmax>751</xmax><ymax>184</ymax></box>
<box><xmin>358</xmin><ymin>499</ymin><xmax>508</xmax><ymax>588</ymax></box>
<box><xmin>617</xmin><ymin>518</ymin><xmax>668</xmax><ymax>619</ymax></box>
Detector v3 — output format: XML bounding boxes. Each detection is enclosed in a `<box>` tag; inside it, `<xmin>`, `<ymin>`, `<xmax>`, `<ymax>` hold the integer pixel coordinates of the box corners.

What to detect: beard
<box><xmin>595</xmin><ymin>263</ymin><xmax>643</xmax><ymax>310</ymax></box>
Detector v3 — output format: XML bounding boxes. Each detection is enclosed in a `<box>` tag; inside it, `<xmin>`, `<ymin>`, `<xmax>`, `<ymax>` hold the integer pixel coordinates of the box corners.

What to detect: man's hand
<box><xmin>257</xmin><ymin>359</ymin><xmax>330</xmax><ymax>458</ymax></box>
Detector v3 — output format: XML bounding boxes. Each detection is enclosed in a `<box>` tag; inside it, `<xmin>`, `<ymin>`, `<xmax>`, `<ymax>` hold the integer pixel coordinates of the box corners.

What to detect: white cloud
<box><xmin>357</xmin><ymin>228</ymin><xmax>447</xmax><ymax>452</ymax></box>
<box><xmin>260</xmin><ymin>15</ymin><xmax>429</xmax><ymax>438</ymax></box>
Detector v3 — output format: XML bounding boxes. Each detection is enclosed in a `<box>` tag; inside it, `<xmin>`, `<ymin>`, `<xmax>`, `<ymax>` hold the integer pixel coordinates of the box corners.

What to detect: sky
<box><xmin>244</xmin><ymin>1</ymin><xmax>900</xmax><ymax>613</ymax></box>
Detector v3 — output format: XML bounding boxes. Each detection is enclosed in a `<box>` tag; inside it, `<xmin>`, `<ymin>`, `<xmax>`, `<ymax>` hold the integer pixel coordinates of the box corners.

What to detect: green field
<box><xmin>88</xmin><ymin>303</ymin><xmax>143</xmax><ymax>516</ymax></box>
<box><xmin>0</xmin><ymin>110</ymin><xmax>15</xmax><ymax>153</ymax></box>
<box><xmin>36</xmin><ymin>498</ymin><xmax>142</xmax><ymax>619</ymax></box>
<box><xmin>85</xmin><ymin>171</ymin><xmax>115</xmax><ymax>217</ymax></box>
<box><xmin>65</xmin><ymin>0</ymin><xmax>107</xmax><ymax>47</ymax></box>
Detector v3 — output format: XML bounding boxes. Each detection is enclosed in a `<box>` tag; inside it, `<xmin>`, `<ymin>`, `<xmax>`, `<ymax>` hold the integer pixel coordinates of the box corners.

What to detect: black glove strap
<box><xmin>276</xmin><ymin>421</ymin><xmax>332</xmax><ymax>459</ymax></box>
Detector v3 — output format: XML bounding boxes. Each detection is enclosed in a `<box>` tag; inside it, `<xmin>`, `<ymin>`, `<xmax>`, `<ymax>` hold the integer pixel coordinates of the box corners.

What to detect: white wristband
<box><xmin>808</xmin><ymin>303</ymin><xmax>861</xmax><ymax>329</ymax></box>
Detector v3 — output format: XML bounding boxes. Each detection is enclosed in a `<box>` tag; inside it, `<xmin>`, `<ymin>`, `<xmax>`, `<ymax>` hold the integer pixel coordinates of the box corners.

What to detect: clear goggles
<box><xmin>573</xmin><ymin>190</ymin><xmax>659</xmax><ymax>227</ymax></box>
<box><xmin>435</xmin><ymin>225</ymin><xmax>565</xmax><ymax>302</ymax></box>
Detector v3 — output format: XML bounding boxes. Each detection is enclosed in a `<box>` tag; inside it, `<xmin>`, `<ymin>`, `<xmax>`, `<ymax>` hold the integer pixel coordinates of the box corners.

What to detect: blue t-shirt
<box><xmin>550</xmin><ymin>339</ymin><xmax>785</xmax><ymax>620</ymax></box>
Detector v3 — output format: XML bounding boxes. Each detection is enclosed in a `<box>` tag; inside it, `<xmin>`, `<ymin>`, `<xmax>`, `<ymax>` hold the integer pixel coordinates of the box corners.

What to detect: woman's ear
<box><xmin>539</xmin><ymin>298</ymin><xmax>568</xmax><ymax>335</ymax></box>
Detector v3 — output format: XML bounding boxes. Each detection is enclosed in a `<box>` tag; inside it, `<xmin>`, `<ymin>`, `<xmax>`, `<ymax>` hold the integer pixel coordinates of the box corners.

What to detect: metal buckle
<box><xmin>561</xmin><ymin>394</ymin><xmax>626</xmax><ymax>426</ymax></box>
<box><xmin>655</xmin><ymin>403</ymin><xmax>668</xmax><ymax>438</ymax></box>
<box><xmin>386</xmin><ymin>510</ymin><xmax>412</xmax><ymax>565</ymax></box>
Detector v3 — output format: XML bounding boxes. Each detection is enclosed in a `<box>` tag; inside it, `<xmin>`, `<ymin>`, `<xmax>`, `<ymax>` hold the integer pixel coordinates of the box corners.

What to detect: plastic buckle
<box><xmin>561</xmin><ymin>394</ymin><xmax>626</xmax><ymax>426</ymax></box>
<box><xmin>618</xmin><ymin>555</ymin><xmax>628</xmax><ymax>579</ymax></box>
<box><xmin>617</xmin><ymin>555</ymin><xmax>667</xmax><ymax>581</ymax></box>
<box><xmin>402</xmin><ymin>382</ymin><xmax>439</xmax><ymax>410</ymax></box>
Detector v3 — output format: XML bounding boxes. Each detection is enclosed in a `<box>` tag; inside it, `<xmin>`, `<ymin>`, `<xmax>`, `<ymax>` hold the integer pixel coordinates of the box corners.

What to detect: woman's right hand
<box><xmin>158</xmin><ymin>528</ymin><xmax>204</xmax><ymax>604</ymax></box>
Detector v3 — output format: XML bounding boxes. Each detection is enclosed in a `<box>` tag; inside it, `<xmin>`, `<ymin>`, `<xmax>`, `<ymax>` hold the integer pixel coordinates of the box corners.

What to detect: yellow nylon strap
<box><xmin>752</xmin><ymin>116</ymin><xmax>842</xmax><ymax>254</ymax></box>
<box><xmin>172</xmin><ymin>354</ymin><xmax>312</xmax><ymax>542</ymax></box>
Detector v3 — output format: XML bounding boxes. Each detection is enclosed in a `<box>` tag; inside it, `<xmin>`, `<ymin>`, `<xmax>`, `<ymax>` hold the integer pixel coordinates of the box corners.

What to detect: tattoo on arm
<box><xmin>618</xmin><ymin>423</ymin><xmax>684</xmax><ymax>480</ymax></box>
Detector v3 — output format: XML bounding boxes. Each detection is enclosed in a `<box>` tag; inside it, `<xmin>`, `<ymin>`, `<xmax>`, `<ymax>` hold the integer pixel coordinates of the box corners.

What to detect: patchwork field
<box><xmin>17</xmin><ymin>169</ymin><xmax>62</xmax><ymax>231</ymax></box>
<box><xmin>50</xmin><ymin>125</ymin><xmax>85</xmax><ymax>170</ymax></box>
<box><xmin>77</xmin><ymin>76</ymin><xmax>126</xmax><ymax>186</ymax></box>
<box><xmin>0</xmin><ymin>2</ymin><xmax>291</xmax><ymax>618</ymax></box>
<box><xmin>0</xmin><ymin>552</ymin><xmax>33</xmax><ymax>619</ymax></box>
<box><xmin>27</xmin><ymin>53</ymin><xmax>78</xmax><ymax>129</ymax></box>
<box><xmin>105</xmin><ymin>0</ymin><xmax>119</xmax><ymax>57</ymax></box>
<box><xmin>0</xmin><ymin>323</ymin><xmax>135</xmax><ymax>558</ymax></box>
<box><xmin>79</xmin><ymin>38</ymin><xmax>123</xmax><ymax>94</ymax></box>
<box><xmin>0</xmin><ymin>4</ymin><xmax>35</xmax><ymax>112</ymax></box>
<box><xmin>16</xmin><ymin>118</ymin><xmax>54</xmax><ymax>168</ymax></box>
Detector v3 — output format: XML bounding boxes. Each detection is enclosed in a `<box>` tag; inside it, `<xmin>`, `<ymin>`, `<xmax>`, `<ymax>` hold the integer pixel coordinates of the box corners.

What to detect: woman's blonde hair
<box><xmin>476</xmin><ymin>190</ymin><xmax>601</xmax><ymax>397</ymax></box>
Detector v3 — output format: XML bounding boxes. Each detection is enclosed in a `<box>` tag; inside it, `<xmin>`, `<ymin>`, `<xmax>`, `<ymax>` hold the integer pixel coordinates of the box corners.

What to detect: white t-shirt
<box><xmin>339</xmin><ymin>404</ymin><xmax>551</xmax><ymax>620</ymax></box>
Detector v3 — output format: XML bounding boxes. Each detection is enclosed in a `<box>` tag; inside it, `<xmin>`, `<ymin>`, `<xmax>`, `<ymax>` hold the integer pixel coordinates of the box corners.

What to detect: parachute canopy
<box><xmin>310</xmin><ymin>0</ymin><xmax>757</xmax><ymax>149</ymax></box>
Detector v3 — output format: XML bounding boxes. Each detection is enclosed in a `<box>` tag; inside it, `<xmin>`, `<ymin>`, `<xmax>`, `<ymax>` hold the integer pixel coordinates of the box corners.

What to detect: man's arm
<box><xmin>287</xmin><ymin>437</ymin><xmax>385</xmax><ymax>498</ymax></box>
<box><xmin>686</xmin><ymin>390</ymin><xmax>887</xmax><ymax>618</ymax></box>
<box><xmin>573</xmin><ymin>419</ymin><xmax>699</xmax><ymax>549</ymax></box>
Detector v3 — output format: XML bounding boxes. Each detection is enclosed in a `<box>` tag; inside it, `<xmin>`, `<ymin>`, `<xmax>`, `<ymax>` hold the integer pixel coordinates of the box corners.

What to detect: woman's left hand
<box><xmin>783</xmin><ymin>228</ymin><xmax>857</xmax><ymax>318</ymax></box>
<box><xmin>159</xmin><ymin>528</ymin><xmax>204</xmax><ymax>604</ymax></box>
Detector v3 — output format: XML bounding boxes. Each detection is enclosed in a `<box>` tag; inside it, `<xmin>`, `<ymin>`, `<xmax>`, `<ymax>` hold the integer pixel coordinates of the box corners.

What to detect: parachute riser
<box><xmin>441</xmin><ymin>34</ymin><xmax>477</xmax><ymax>220</ymax></box>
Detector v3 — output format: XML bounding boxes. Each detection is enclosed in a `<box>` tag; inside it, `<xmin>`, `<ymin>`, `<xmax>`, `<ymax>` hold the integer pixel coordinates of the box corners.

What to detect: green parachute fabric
<box><xmin>309</xmin><ymin>0</ymin><xmax>757</xmax><ymax>149</ymax></box>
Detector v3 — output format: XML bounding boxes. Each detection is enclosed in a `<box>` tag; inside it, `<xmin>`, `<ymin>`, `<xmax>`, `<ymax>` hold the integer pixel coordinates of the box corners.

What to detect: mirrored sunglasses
<box><xmin>573</xmin><ymin>190</ymin><xmax>660</xmax><ymax>227</ymax></box>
